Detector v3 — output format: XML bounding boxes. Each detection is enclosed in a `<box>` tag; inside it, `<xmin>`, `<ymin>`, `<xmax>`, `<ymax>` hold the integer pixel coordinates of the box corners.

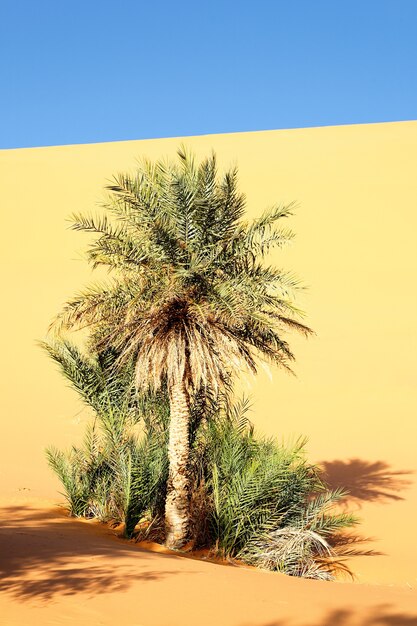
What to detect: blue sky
<box><xmin>1</xmin><ymin>0</ymin><xmax>416</xmax><ymax>148</ymax></box>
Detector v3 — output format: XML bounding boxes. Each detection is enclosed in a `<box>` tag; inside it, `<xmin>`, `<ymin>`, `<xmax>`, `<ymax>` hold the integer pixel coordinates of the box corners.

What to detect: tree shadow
<box><xmin>240</xmin><ymin>605</ymin><xmax>417</xmax><ymax>626</ymax></box>
<box><xmin>319</xmin><ymin>458</ymin><xmax>413</xmax><ymax>505</ymax></box>
<box><xmin>0</xmin><ymin>504</ymin><xmax>188</xmax><ymax>601</ymax></box>
<box><xmin>331</xmin><ymin>530</ymin><xmax>383</xmax><ymax>561</ymax></box>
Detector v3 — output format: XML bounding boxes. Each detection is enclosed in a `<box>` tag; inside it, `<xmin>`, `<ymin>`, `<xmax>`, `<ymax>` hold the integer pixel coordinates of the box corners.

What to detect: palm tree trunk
<box><xmin>165</xmin><ymin>379</ymin><xmax>191</xmax><ymax>549</ymax></box>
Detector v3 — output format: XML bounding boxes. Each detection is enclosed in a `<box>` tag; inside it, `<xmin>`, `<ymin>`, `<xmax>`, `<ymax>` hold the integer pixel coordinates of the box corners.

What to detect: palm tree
<box><xmin>52</xmin><ymin>147</ymin><xmax>312</xmax><ymax>549</ymax></box>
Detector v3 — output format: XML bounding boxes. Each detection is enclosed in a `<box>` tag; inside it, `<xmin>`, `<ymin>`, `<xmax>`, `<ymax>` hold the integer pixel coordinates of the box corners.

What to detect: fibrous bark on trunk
<box><xmin>165</xmin><ymin>379</ymin><xmax>191</xmax><ymax>549</ymax></box>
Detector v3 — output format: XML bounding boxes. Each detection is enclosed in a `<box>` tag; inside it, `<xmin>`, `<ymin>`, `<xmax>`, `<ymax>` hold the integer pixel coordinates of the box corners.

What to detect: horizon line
<box><xmin>2</xmin><ymin>118</ymin><xmax>416</xmax><ymax>152</ymax></box>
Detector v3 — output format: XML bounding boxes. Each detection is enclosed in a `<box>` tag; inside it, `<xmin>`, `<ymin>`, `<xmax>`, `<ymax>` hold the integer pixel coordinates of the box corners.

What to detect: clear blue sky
<box><xmin>1</xmin><ymin>0</ymin><xmax>416</xmax><ymax>148</ymax></box>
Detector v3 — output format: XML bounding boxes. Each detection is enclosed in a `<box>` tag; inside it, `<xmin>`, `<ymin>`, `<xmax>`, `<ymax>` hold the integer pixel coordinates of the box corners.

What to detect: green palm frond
<box><xmin>50</xmin><ymin>279</ymin><xmax>131</xmax><ymax>335</ymax></box>
<box><xmin>46</xmin><ymin>445</ymin><xmax>93</xmax><ymax>517</ymax></box>
<box><xmin>40</xmin><ymin>338</ymin><xmax>137</xmax><ymax>417</ymax></box>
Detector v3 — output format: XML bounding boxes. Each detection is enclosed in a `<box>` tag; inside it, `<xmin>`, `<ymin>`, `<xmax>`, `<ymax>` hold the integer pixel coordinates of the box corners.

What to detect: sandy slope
<box><xmin>1</xmin><ymin>497</ymin><xmax>417</xmax><ymax>626</ymax></box>
<box><xmin>1</xmin><ymin>121</ymin><xmax>417</xmax><ymax>623</ymax></box>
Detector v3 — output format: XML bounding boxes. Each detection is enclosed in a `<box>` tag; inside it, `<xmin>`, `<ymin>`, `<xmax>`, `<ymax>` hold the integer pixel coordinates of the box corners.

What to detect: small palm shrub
<box><xmin>46</xmin><ymin>423</ymin><xmax>111</xmax><ymax>518</ymax></box>
<box><xmin>239</xmin><ymin>491</ymin><xmax>357</xmax><ymax>580</ymax></box>
<box><xmin>43</xmin><ymin>339</ymin><xmax>169</xmax><ymax>535</ymax></box>
<box><xmin>191</xmin><ymin>399</ymin><xmax>358</xmax><ymax>579</ymax></box>
<box><xmin>46</xmin><ymin>445</ymin><xmax>93</xmax><ymax>517</ymax></box>
<box><xmin>47</xmin><ymin>415</ymin><xmax>169</xmax><ymax>534</ymax></box>
<box><xmin>47</xmin><ymin>414</ymin><xmax>171</xmax><ymax>537</ymax></box>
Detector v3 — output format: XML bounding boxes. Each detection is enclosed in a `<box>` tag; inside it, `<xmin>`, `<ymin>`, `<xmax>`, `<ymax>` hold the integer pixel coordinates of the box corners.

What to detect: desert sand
<box><xmin>1</xmin><ymin>497</ymin><xmax>417</xmax><ymax>626</ymax></box>
<box><xmin>1</xmin><ymin>121</ymin><xmax>416</xmax><ymax>624</ymax></box>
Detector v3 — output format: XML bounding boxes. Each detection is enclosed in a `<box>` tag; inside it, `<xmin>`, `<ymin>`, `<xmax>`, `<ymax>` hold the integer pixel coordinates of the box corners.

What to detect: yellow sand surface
<box><xmin>1</xmin><ymin>497</ymin><xmax>417</xmax><ymax>626</ymax></box>
<box><xmin>1</xmin><ymin>121</ymin><xmax>416</xmax><ymax>624</ymax></box>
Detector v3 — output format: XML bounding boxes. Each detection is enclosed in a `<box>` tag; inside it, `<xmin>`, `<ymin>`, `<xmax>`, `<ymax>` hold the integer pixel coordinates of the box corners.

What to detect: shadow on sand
<box><xmin>314</xmin><ymin>458</ymin><xmax>414</xmax><ymax>566</ymax></box>
<box><xmin>0</xmin><ymin>504</ymin><xmax>188</xmax><ymax>600</ymax></box>
<box><xmin>319</xmin><ymin>458</ymin><xmax>413</xmax><ymax>505</ymax></box>
<box><xmin>240</xmin><ymin>606</ymin><xmax>417</xmax><ymax>626</ymax></box>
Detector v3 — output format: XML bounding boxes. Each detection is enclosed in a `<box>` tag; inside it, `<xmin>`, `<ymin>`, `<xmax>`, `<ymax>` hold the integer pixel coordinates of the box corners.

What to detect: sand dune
<box><xmin>1</xmin><ymin>121</ymin><xmax>417</xmax><ymax>624</ymax></box>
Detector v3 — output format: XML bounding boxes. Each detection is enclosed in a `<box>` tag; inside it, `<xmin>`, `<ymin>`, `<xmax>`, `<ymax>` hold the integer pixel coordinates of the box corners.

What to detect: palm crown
<box><xmin>54</xmin><ymin>147</ymin><xmax>311</xmax><ymax>391</ymax></box>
